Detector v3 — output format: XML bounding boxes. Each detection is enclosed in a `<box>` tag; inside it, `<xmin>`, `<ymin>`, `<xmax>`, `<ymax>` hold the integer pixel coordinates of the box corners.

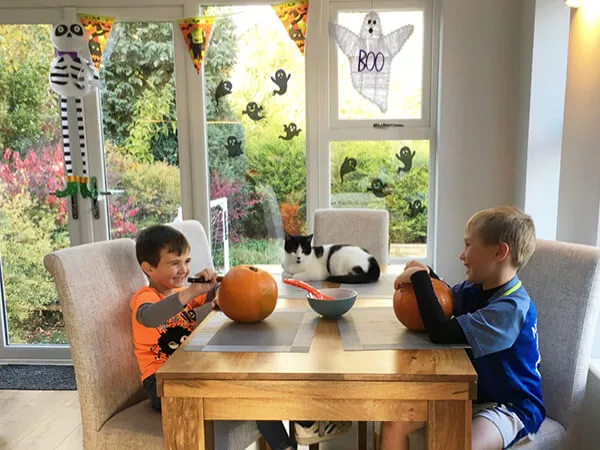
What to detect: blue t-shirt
<box><xmin>452</xmin><ymin>275</ymin><xmax>545</xmax><ymax>434</ymax></box>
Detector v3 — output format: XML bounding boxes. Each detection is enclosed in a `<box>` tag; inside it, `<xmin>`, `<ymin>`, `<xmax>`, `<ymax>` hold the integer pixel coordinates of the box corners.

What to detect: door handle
<box><xmin>91</xmin><ymin>179</ymin><xmax>124</xmax><ymax>220</ymax></box>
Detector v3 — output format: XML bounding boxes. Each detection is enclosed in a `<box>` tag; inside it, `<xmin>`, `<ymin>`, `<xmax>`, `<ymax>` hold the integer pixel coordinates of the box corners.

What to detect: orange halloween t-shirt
<box><xmin>130</xmin><ymin>286</ymin><xmax>207</xmax><ymax>381</ymax></box>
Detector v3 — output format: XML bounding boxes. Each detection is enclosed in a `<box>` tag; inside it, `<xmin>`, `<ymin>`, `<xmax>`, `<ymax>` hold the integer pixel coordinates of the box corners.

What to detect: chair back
<box><xmin>44</xmin><ymin>239</ymin><xmax>147</xmax><ymax>448</ymax></box>
<box><xmin>313</xmin><ymin>208</ymin><xmax>390</xmax><ymax>265</ymax></box>
<box><xmin>518</xmin><ymin>239</ymin><xmax>600</xmax><ymax>447</ymax></box>
<box><xmin>170</xmin><ymin>220</ymin><xmax>214</xmax><ymax>274</ymax></box>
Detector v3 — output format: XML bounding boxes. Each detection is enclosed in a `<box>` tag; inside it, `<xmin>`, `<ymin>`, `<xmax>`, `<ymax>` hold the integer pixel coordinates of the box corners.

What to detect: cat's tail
<box><xmin>327</xmin><ymin>257</ymin><xmax>381</xmax><ymax>284</ymax></box>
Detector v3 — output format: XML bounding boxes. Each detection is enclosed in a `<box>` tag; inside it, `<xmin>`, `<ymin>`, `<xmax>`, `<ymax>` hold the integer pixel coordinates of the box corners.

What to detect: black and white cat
<box><xmin>282</xmin><ymin>233</ymin><xmax>380</xmax><ymax>283</ymax></box>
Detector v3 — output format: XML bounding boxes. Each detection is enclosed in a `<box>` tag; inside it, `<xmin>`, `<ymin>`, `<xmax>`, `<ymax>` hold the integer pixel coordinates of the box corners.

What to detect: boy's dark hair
<box><xmin>135</xmin><ymin>225</ymin><xmax>190</xmax><ymax>268</ymax></box>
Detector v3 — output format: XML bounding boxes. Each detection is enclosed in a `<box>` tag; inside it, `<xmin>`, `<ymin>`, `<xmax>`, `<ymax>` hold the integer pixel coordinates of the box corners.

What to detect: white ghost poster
<box><xmin>329</xmin><ymin>12</ymin><xmax>413</xmax><ymax>113</ymax></box>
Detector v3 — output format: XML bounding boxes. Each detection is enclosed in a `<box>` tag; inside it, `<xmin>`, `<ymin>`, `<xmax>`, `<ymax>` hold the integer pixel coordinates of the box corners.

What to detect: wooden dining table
<box><xmin>156</xmin><ymin>298</ymin><xmax>477</xmax><ymax>450</ymax></box>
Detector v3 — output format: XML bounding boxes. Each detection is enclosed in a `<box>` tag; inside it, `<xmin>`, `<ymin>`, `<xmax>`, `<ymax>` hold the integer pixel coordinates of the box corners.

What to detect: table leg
<box><xmin>426</xmin><ymin>400</ymin><xmax>471</xmax><ymax>450</ymax></box>
<box><xmin>358</xmin><ymin>421</ymin><xmax>368</xmax><ymax>450</ymax></box>
<box><xmin>258</xmin><ymin>436</ymin><xmax>269</xmax><ymax>450</ymax></box>
<box><xmin>204</xmin><ymin>420</ymin><xmax>215</xmax><ymax>450</ymax></box>
<box><xmin>162</xmin><ymin>397</ymin><xmax>206</xmax><ymax>450</ymax></box>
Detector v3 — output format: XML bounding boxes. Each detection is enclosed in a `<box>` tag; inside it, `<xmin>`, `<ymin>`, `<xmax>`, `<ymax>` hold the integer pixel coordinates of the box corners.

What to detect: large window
<box><xmin>0</xmin><ymin>7</ymin><xmax>185</xmax><ymax>360</ymax></box>
<box><xmin>100</xmin><ymin>21</ymin><xmax>182</xmax><ymax>239</ymax></box>
<box><xmin>336</xmin><ymin>9</ymin><xmax>425</xmax><ymax>121</ymax></box>
<box><xmin>0</xmin><ymin>24</ymin><xmax>69</xmax><ymax>345</ymax></box>
<box><xmin>0</xmin><ymin>1</ymin><xmax>438</xmax><ymax>360</ymax></box>
<box><xmin>203</xmin><ymin>5</ymin><xmax>306</xmax><ymax>271</ymax></box>
<box><xmin>330</xmin><ymin>140</ymin><xmax>429</xmax><ymax>258</ymax></box>
<box><xmin>326</xmin><ymin>0</ymin><xmax>436</xmax><ymax>261</ymax></box>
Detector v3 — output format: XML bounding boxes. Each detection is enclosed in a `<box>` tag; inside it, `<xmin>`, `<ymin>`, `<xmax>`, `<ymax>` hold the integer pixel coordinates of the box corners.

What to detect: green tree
<box><xmin>0</xmin><ymin>192</ymin><xmax>68</xmax><ymax>343</ymax></box>
<box><xmin>203</xmin><ymin>14</ymin><xmax>239</xmax><ymax>121</ymax></box>
<box><xmin>0</xmin><ymin>25</ymin><xmax>59</xmax><ymax>153</ymax></box>
<box><xmin>100</xmin><ymin>22</ymin><xmax>177</xmax><ymax>161</ymax></box>
<box><xmin>100</xmin><ymin>17</ymin><xmax>240</xmax><ymax>165</ymax></box>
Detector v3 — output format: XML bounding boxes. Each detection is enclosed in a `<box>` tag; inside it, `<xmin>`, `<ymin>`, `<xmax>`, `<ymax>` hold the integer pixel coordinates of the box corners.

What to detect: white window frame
<box><xmin>308</xmin><ymin>0</ymin><xmax>440</xmax><ymax>266</ymax></box>
<box><xmin>328</xmin><ymin>0</ymin><xmax>435</xmax><ymax>130</ymax></box>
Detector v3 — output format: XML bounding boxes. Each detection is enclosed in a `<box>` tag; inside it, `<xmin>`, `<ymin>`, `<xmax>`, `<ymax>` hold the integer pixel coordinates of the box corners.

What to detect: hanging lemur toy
<box><xmin>49</xmin><ymin>22</ymin><xmax>100</xmax><ymax>200</ymax></box>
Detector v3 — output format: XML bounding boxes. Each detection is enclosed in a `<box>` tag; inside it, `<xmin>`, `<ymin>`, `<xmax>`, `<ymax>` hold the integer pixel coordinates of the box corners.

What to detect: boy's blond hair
<box><xmin>466</xmin><ymin>206</ymin><xmax>536</xmax><ymax>270</ymax></box>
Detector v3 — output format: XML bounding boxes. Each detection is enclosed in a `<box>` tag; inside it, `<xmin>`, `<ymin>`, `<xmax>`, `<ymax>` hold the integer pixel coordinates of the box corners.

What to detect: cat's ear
<box><xmin>306</xmin><ymin>234</ymin><xmax>314</xmax><ymax>244</ymax></box>
<box><xmin>284</xmin><ymin>231</ymin><xmax>292</xmax><ymax>240</ymax></box>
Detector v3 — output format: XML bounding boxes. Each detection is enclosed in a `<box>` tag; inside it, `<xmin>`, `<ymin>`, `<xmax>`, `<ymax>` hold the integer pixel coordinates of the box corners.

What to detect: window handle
<box><xmin>373</xmin><ymin>122</ymin><xmax>405</xmax><ymax>128</ymax></box>
<box><xmin>97</xmin><ymin>189</ymin><xmax>125</xmax><ymax>196</ymax></box>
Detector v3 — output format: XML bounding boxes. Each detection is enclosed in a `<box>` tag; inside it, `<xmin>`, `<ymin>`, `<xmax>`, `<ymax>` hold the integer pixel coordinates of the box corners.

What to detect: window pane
<box><xmin>336</xmin><ymin>10</ymin><xmax>424</xmax><ymax>120</ymax></box>
<box><xmin>331</xmin><ymin>140</ymin><xmax>428</xmax><ymax>259</ymax></box>
<box><xmin>0</xmin><ymin>24</ymin><xmax>70</xmax><ymax>344</ymax></box>
<box><xmin>203</xmin><ymin>5</ymin><xmax>306</xmax><ymax>270</ymax></box>
<box><xmin>100</xmin><ymin>22</ymin><xmax>181</xmax><ymax>239</ymax></box>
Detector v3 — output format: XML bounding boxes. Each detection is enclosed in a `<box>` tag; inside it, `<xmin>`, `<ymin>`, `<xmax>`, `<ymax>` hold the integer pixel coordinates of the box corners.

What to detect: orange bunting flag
<box><xmin>272</xmin><ymin>0</ymin><xmax>309</xmax><ymax>55</ymax></box>
<box><xmin>177</xmin><ymin>17</ymin><xmax>214</xmax><ymax>74</ymax></box>
<box><xmin>77</xmin><ymin>14</ymin><xmax>115</xmax><ymax>69</ymax></box>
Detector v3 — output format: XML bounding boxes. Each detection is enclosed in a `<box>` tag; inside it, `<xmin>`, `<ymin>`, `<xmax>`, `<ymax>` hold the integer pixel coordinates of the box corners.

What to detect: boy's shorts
<box><xmin>406</xmin><ymin>402</ymin><xmax>533</xmax><ymax>449</ymax></box>
<box><xmin>473</xmin><ymin>402</ymin><xmax>531</xmax><ymax>448</ymax></box>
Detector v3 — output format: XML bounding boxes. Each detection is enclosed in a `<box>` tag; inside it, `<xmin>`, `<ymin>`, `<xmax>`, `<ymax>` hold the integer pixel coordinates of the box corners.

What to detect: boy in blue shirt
<box><xmin>381</xmin><ymin>206</ymin><xmax>545</xmax><ymax>450</ymax></box>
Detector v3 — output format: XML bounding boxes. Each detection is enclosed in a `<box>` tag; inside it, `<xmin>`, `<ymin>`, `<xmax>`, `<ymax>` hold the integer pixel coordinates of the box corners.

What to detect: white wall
<box><xmin>518</xmin><ymin>0</ymin><xmax>570</xmax><ymax>240</ymax></box>
<box><xmin>557</xmin><ymin>3</ymin><xmax>600</xmax><ymax>360</ymax></box>
<box><xmin>556</xmin><ymin>6</ymin><xmax>600</xmax><ymax>247</ymax></box>
<box><xmin>435</xmin><ymin>0</ymin><xmax>523</xmax><ymax>284</ymax></box>
<box><xmin>514</xmin><ymin>0</ymin><xmax>535</xmax><ymax>212</ymax></box>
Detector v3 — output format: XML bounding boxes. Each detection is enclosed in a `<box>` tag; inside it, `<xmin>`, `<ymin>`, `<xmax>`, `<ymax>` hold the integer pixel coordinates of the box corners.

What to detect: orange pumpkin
<box><xmin>393</xmin><ymin>278</ymin><xmax>454</xmax><ymax>331</ymax></box>
<box><xmin>218</xmin><ymin>265</ymin><xmax>278</xmax><ymax>322</ymax></box>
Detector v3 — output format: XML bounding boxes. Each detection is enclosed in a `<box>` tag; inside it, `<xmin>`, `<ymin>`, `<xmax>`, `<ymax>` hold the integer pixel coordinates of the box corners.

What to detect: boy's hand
<box><xmin>179</xmin><ymin>269</ymin><xmax>218</xmax><ymax>305</ymax></box>
<box><xmin>404</xmin><ymin>260</ymin><xmax>429</xmax><ymax>272</ymax></box>
<box><xmin>394</xmin><ymin>263</ymin><xmax>430</xmax><ymax>289</ymax></box>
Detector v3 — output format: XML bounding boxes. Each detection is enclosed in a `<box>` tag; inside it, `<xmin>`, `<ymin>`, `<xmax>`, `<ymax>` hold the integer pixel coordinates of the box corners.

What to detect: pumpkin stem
<box><xmin>248</xmin><ymin>266</ymin><xmax>258</xmax><ymax>272</ymax></box>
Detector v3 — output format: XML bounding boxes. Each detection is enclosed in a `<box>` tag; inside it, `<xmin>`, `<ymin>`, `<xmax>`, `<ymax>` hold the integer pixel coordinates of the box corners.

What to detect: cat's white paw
<box><xmin>292</xmin><ymin>272</ymin><xmax>312</xmax><ymax>281</ymax></box>
<box><xmin>282</xmin><ymin>271</ymin><xmax>293</xmax><ymax>279</ymax></box>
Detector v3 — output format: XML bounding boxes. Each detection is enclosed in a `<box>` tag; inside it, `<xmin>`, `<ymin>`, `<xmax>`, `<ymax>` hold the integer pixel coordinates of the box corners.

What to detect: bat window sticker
<box><xmin>396</xmin><ymin>146</ymin><xmax>415</xmax><ymax>173</ymax></box>
<box><xmin>278</xmin><ymin>122</ymin><xmax>301</xmax><ymax>140</ymax></box>
<box><xmin>271</xmin><ymin>69</ymin><xmax>291</xmax><ymax>95</ymax></box>
<box><xmin>225</xmin><ymin>136</ymin><xmax>244</xmax><ymax>157</ymax></box>
<box><xmin>215</xmin><ymin>80</ymin><xmax>233</xmax><ymax>105</ymax></box>
<box><xmin>367</xmin><ymin>178</ymin><xmax>392</xmax><ymax>198</ymax></box>
<box><xmin>339</xmin><ymin>156</ymin><xmax>357</xmax><ymax>183</ymax></box>
<box><xmin>406</xmin><ymin>199</ymin><xmax>426</xmax><ymax>218</ymax></box>
<box><xmin>242</xmin><ymin>102</ymin><xmax>265</xmax><ymax>121</ymax></box>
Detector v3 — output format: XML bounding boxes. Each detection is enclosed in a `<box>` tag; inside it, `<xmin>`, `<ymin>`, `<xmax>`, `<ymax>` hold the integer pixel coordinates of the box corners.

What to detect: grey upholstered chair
<box><xmin>44</xmin><ymin>235</ymin><xmax>262</xmax><ymax>450</ymax></box>
<box><xmin>313</xmin><ymin>208</ymin><xmax>390</xmax><ymax>265</ymax></box>
<box><xmin>515</xmin><ymin>239</ymin><xmax>600</xmax><ymax>449</ymax></box>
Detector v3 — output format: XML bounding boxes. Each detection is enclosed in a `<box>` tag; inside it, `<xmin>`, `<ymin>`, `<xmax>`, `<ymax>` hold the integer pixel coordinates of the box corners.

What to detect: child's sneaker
<box><xmin>294</xmin><ymin>421</ymin><xmax>352</xmax><ymax>445</ymax></box>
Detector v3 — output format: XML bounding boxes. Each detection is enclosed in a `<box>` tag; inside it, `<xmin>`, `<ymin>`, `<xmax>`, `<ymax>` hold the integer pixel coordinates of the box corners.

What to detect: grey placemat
<box><xmin>340</xmin><ymin>272</ymin><xmax>397</xmax><ymax>299</ymax></box>
<box><xmin>338</xmin><ymin>307</ymin><xmax>470</xmax><ymax>351</ymax></box>
<box><xmin>185</xmin><ymin>309</ymin><xmax>320</xmax><ymax>352</ymax></box>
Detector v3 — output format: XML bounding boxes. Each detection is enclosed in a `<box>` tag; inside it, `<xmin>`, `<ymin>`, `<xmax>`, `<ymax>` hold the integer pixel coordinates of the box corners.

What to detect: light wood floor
<box><xmin>0</xmin><ymin>390</ymin><xmax>373</xmax><ymax>450</ymax></box>
<box><xmin>0</xmin><ymin>390</ymin><xmax>82</xmax><ymax>450</ymax></box>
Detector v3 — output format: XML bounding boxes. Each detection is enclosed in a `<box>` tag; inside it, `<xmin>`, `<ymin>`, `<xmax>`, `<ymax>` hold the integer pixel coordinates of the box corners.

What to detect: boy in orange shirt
<box><xmin>131</xmin><ymin>224</ymin><xmax>297</xmax><ymax>450</ymax></box>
